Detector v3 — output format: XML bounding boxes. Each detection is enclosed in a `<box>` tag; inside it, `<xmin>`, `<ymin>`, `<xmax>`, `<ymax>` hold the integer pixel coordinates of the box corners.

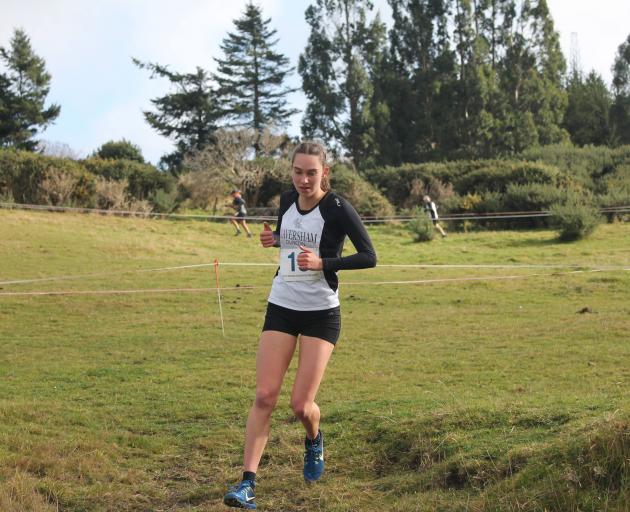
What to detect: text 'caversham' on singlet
<box><xmin>267</xmin><ymin>190</ymin><xmax>376</xmax><ymax>311</ymax></box>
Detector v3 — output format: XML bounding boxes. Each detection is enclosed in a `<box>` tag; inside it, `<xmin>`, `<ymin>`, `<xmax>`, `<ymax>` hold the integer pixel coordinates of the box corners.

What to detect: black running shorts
<box><xmin>262</xmin><ymin>302</ymin><xmax>341</xmax><ymax>345</ymax></box>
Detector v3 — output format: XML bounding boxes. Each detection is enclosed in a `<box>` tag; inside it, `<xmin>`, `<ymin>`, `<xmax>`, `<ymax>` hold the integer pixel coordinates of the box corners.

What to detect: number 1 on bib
<box><xmin>280</xmin><ymin>248</ymin><xmax>322</xmax><ymax>281</ymax></box>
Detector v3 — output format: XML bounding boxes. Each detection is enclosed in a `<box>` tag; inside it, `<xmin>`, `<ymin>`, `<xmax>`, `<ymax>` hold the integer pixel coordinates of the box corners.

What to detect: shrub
<box><xmin>149</xmin><ymin>188</ymin><xmax>178</xmax><ymax>213</ymax></box>
<box><xmin>331</xmin><ymin>164</ymin><xmax>395</xmax><ymax>218</ymax></box>
<box><xmin>83</xmin><ymin>158</ymin><xmax>173</xmax><ymax>201</ymax></box>
<box><xmin>407</xmin><ymin>209</ymin><xmax>435</xmax><ymax>242</ymax></box>
<box><xmin>364</xmin><ymin>159</ymin><xmax>561</xmax><ymax>209</ymax></box>
<box><xmin>177</xmin><ymin>170</ymin><xmax>231</xmax><ymax>212</ymax></box>
<box><xmin>596</xmin><ymin>187</ymin><xmax>630</xmax><ymax>222</ymax></box>
<box><xmin>4</xmin><ymin>150</ymin><xmax>95</xmax><ymax>206</ymax></box>
<box><xmin>93</xmin><ymin>177</ymin><xmax>153</xmax><ymax>214</ymax></box>
<box><xmin>492</xmin><ymin>183</ymin><xmax>567</xmax><ymax>229</ymax></box>
<box><xmin>455</xmin><ymin>161</ymin><xmax>559</xmax><ymax>194</ymax></box>
<box><xmin>0</xmin><ymin>149</ymin><xmax>21</xmax><ymax>198</ymax></box>
<box><xmin>520</xmin><ymin>143</ymin><xmax>630</xmax><ymax>195</ymax></box>
<box><xmin>125</xmin><ymin>199</ymin><xmax>153</xmax><ymax>214</ymax></box>
<box><xmin>39</xmin><ymin>168</ymin><xmax>79</xmax><ymax>206</ymax></box>
<box><xmin>502</xmin><ymin>183</ymin><xmax>566</xmax><ymax>212</ymax></box>
<box><xmin>550</xmin><ymin>195</ymin><xmax>603</xmax><ymax>241</ymax></box>
<box><xmin>364</xmin><ymin>161</ymin><xmax>461</xmax><ymax>208</ymax></box>
<box><xmin>94</xmin><ymin>139</ymin><xmax>145</xmax><ymax>163</ymax></box>
<box><xmin>0</xmin><ymin>190</ymin><xmax>14</xmax><ymax>203</ymax></box>
<box><xmin>94</xmin><ymin>177</ymin><xmax>128</xmax><ymax>210</ymax></box>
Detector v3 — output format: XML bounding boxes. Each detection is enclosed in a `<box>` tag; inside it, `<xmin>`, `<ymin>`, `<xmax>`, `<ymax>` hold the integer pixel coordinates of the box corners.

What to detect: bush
<box><xmin>149</xmin><ymin>188</ymin><xmax>178</xmax><ymax>213</ymax></box>
<box><xmin>550</xmin><ymin>195</ymin><xmax>603</xmax><ymax>241</ymax></box>
<box><xmin>0</xmin><ymin>149</ymin><xmax>21</xmax><ymax>198</ymax></box>
<box><xmin>407</xmin><ymin>209</ymin><xmax>435</xmax><ymax>242</ymax></box>
<box><xmin>0</xmin><ymin>190</ymin><xmax>14</xmax><ymax>203</ymax></box>
<box><xmin>39</xmin><ymin>168</ymin><xmax>80</xmax><ymax>206</ymax></box>
<box><xmin>455</xmin><ymin>161</ymin><xmax>559</xmax><ymax>194</ymax></box>
<box><xmin>92</xmin><ymin>177</ymin><xmax>154</xmax><ymax>214</ymax></box>
<box><xmin>520</xmin><ymin>143</ymin><xmax>630</xmax><ymax>195</ymax></box>
<box><xmin>177</xmin><ymin>170</ymin><xmax>231</xmax><ymax>212</ymax></box>
<box><xmin>493</xmin><ymin>183</ymin><xmax>568</xmax><ymax>229</ymax></box>
<box><xmin>364</xmin><ymin>159</ymin><xmax>561</xmax><ymax>209</ymax></box>
<box><xmin>596</xmin><ymin>187</ymin><xmax>630</xmax><ymax>222</ymax></box>
<box><xmin>4</xmin><ymin>150</ymin><xmax>95</xmax><ymax>206</ymax></box>
<box><xmin>94</xmin><ymin>177</ymin><xmax>128</xmax><ymax>210</ymax></box>
<box><xmin>94</xmin><ymin>139</ymin><xmax>145</xmax><ymax>163</ymax></box>
<box><xmin>502</xmin><ymin>183</ymin><xmax>566</xmax><ymax>212</ymax></box>
<box><xmin>83</xmin><ymin>157</ymin><xmax>173</xmax><ymax>201</ymax></box>
<box><xmin>364</xmin><ymin>161</ymin><xmax>462</xmax><ymax>208</ymax></box>
<box><xmin>331</xmin><ymin>164</ymin><xmax>395</xmax><ymax>218</ymax></box>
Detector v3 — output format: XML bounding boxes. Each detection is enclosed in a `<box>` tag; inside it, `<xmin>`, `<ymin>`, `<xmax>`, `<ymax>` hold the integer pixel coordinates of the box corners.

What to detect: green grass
<box><xmin>0</xmin><ymin>209</ymin><xmax>628</xmax><ymax>511</ymax></box>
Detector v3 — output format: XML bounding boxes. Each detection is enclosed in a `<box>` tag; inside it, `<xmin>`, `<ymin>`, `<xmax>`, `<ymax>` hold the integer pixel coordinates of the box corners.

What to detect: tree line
<box><xmin>1</xmin><ymin>0</ymin><xmax>630</xmax><ymax>174</ymax></box>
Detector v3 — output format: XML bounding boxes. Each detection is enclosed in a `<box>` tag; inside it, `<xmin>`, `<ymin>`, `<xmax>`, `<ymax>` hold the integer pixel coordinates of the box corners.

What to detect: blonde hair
<box><xmin>291</xmin><ymin>140</ymin><xmax>330</xmax><ymax>192</ymax></box>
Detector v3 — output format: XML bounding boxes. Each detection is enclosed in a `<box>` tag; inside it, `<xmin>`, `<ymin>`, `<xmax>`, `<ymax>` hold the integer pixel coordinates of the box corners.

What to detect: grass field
<box><xmin>0</xmin><ymin>209</ymin><xmax>628</xmax><ymax>511</ymax></box>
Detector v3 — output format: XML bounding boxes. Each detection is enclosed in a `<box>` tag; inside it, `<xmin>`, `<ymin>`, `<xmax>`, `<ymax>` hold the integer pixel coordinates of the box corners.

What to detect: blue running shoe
<box><xmin>223</xmin><ymin>479</ymin><xmax>256</xmax><ymax>509</ymax></box>
<box><xmin>303</xmin><ymin>430</ymin><xmax>324</xmax><ymax>482</ymax></box>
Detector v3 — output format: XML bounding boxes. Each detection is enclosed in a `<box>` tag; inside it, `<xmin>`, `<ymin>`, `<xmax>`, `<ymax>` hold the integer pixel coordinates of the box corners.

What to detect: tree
<box><xmin>611</xmin><ymin>33</ymin><xmax>630</xmax><ymax>145</ymax></box>
<box><xmin>0</xmin><ymin>28</ymin><xmax>60</xmax><ymax>150</ymax></box>
<box><xmin>564</xmin><ymin>70</ymin><xmax>612</xmax><ymax>146</ymax></box>
<box><xmin>214</xmin><ymin>2</ymin><xmax>297</xmax><ymax>155</ymax></box>
<box><xmin>181</xmin><ymin>128</ymin><xmax>291</xmax><ymax>210</ymax></box>
<box><xmin>94</xmin><ymin>139</ymin><xmax>145</xmax><ymax>162</ymax></box>
<box><xmin>490</xmin><ymin>0</ymin><xmax>568</xmax><ymax>153</ymax></box>
<box><xmin>299</xmin><ymin>0</ymin><xmax>387</xmax><ymax>167</ymax></box>
<box><xmin>133</xmin><ymin>59</ymin><xmax>221</xmax><ymax>174</ymax></box>
<box><xmin>39</xmin><ymin>141</ymin><xmax>81</xmax><ymax>159</ymax></box>
<box><xmin>381</xmin><ymin>0</ymin><xmax>456</xmax><ymax>163</ymax></box>
<box><xmin>372</xmin><ymin>0</ymin><xmax>568</xmax><ymax>163</ymax></box>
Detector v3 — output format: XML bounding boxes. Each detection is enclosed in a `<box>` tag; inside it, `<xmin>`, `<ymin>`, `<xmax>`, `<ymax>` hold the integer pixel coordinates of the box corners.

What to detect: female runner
<box><xmin>223</xmin><ymin>141</ymin><xmax>377</xmax><ymax>509</ymax></box>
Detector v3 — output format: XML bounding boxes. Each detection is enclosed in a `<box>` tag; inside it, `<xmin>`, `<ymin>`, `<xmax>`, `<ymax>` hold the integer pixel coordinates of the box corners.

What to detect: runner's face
<box><xmin>292</xmin><ymin>153</ymin><xmax>328</xmax><ymax>199</ymax></box>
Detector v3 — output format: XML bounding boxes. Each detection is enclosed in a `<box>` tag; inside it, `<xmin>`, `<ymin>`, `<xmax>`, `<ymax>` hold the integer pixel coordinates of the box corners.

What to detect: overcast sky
<box><xmin>2</xmin><ymin>0</ymin><xmax>629</xmax><ymax>164</ymax></box>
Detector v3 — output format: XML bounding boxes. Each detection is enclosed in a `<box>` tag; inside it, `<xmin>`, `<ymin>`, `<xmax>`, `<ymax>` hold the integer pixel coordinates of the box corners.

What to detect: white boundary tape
<box><xmin>0</xmin><ymin>268</ymin><xmax>627</xmax><ymax>297</ymax></box>
<box><xmin>2</xmin><ymin>201</ymin><xmax>628</xmax><ymax>224</ymax></box>
<box><xmin>2</xmin><ymin>262</ymin><xmax>628</xmax><ymax>287</ymax></box>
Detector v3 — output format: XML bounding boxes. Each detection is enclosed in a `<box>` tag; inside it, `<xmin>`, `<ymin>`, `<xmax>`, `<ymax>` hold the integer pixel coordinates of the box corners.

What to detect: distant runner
<box><xmin>229</xmin><ymin>189</ymin><xmax>252</xmax><ymax>238</ymax></box>
<box><xmin>423</xmin><ymin>195</ymin><xmax>447</xmax><ymax>238</ymax></box>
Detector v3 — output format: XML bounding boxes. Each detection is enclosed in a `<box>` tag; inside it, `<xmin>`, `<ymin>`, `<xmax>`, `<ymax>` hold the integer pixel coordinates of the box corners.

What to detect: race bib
<box><xmin>279</xmin><ymin>247</ymin><xmax>322</xmax><ymax>282</ymax></box>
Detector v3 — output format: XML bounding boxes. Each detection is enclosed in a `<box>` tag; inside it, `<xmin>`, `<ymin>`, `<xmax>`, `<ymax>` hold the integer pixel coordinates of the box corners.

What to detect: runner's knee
<box><xmin>290</xmin><ymin>399</ymin><xmax>313</xmax><ymax>420</ymax></box>
<box><xmin>254</xmin><ymin>388</ymin><xmax>279</xmax><ymax>411</ymax></box>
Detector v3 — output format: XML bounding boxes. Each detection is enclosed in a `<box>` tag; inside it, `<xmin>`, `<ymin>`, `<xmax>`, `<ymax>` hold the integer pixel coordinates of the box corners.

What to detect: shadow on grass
<box><xmin>501</xmin><ymin>235</ymin><xmax>560</xmax><ymax>249</ymax></box>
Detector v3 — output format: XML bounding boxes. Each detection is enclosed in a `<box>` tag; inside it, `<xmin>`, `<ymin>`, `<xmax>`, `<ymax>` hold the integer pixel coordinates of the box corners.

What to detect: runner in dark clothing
<box><xmin>229</xmin><ymin>189</ymin><xmax>252</xmax><ymax>238</ymax></box>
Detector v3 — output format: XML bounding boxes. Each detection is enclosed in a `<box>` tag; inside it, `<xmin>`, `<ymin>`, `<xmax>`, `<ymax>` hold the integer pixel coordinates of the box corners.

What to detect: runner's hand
<box><xmin>260</xmin><ymin>222</ymin><xmax>276</xmax><ymax>248</ymax></box>
<box><xmin>297</xmin><ymin>245</ymin><xmax>323</xmax><ymax>271</ymax></box>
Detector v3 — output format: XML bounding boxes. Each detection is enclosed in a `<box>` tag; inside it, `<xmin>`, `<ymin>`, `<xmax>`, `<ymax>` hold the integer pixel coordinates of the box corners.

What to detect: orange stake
<box><xmin>214</xmin><ymin>258</ymin><xmax>225</xmax><ymax>337</ymax></box>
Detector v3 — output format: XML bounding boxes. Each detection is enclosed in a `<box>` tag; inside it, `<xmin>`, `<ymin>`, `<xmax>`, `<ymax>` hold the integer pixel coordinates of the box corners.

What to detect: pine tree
<box><xmin>214</xmin><ymin>2</ymin><xmax>297</xmax><ymax>155</ymax></box>
<box><xmin>0</xmin><ymin>28</ymin><xmax>60</xmax><ymax>150</ymax></box>
<box><xmin>133</xmin><ymin>59</ymin><xmax>220</xmax><ymax>174</ymax></box>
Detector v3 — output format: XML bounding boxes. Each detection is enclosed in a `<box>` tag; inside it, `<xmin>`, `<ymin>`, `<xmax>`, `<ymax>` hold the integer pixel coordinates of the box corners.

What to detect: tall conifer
<box><xmin>133</xmin><ymin>60</ymin><xmax>220</xmax><ymax>174</ymax></box>
<box><xmin>0</xmin><ymin>28</ymin><xmax>60</xmax><ymax>150</ymax></box>
<box><xmin>214</xmin><ymin>2</ymin><xmax>297</xmax><ymax>155</ymax></box>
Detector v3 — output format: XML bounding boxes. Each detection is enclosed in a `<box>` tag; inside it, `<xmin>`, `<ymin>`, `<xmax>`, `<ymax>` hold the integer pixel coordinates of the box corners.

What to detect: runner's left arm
<box><xmin>322</xmin><ymin>199</ymin><xmax>377</xmax><ymax>271</ymax></box>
